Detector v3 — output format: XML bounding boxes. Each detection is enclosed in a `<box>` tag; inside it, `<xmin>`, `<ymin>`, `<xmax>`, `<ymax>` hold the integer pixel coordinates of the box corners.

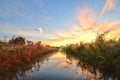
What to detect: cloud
<box><xmin>73</xmin><ymin>0</ymin><xmax>119</xmax><ymax>40</ymax></box>
<box><xmin>73</xmin><ymin>24</ymin><xmax>82</xmax><ymax>32</ymax></box>
<box><xmin>0</xmin><ymin>0</ymin><xmax>34</xmax><ymax>19</ymax></box>
<box><xmin>105</xmin><ymin>29</ymin><xmax>120</xmax><ymax>40</ymax></box>
<box><xmin>96</xmin><ymin>22</ymin><xmax>120</xmax><ymax>33</ymax></box>
<box><xmin>0</xmin><ymin>23</ymin><xmax>48</xmax><ymax>41</ymax></box>
<box><xmin>76</xmin><ymin>6</ymin><xmax>96</xmax><ymax>31</ymax></box>
<box><xmin>36</xmin><ymin>27</ymin><xmax>43</xmax><ymax>33</ymax></box>
<box><xmin>6</xmin><ymin>7</ymin><xmax>26</xmax><ymax>17</ymax></box>
<box><xmin>44</xmin><ymin>30</ymin><xmax>97</xmax><ymax>47</ymax></box>
<box><xmin>63</xmin><ymin>1</ymin><xmax>119</xmax><ymax>47</ymax></box>
<box><xmin>0</xmin><ymin>24</ymin><xmax>20</xmax><ymax>32</ymax></box>
<box><xmin>14</xmin><ymin>31</ymin><xmax>37</xmax><ymax>36</ymax></box>
<box><xmin>12</xmin><ymin>30</ymin><xmax>55</xmax><ymax>41</ymax></box>
<box><xmin>39</xmin><ymin>16</ymin><xmax>50</xmax><ymax>24</ymax></box>
<box><xmin>100</xmin><ymin>0</ymin><xmax>116</xmax><ymax>16</ymax></box>
<box><xmin>74</xmin><ymin>0</ymin><xmax>117</xmax><ymax>33</ymax></box>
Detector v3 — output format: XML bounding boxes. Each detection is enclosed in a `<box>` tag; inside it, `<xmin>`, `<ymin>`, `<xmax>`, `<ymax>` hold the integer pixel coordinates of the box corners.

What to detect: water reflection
<box><xmin>11</xmin><ymin>52</ymin><xmax>103</xmax><ymax>80</ymax></box>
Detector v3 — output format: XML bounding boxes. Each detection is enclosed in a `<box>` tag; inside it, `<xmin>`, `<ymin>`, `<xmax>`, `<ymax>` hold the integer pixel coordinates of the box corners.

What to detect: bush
<box><xmin>63</xmin><ymin>33</ymin><xmax>120</xmax><ymax>79</ymax></box>
<box><xmin>9</xmin><ymin>36</ymin><xmax>25</xmax><ymax>45</ymax></box>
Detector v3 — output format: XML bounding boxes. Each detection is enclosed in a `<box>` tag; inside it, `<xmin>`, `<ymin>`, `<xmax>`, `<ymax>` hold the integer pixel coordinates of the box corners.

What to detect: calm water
<box><xmin>12</xmin><ymin>52</ymin><xmax>101</xmax><ymax>80</ymax></box>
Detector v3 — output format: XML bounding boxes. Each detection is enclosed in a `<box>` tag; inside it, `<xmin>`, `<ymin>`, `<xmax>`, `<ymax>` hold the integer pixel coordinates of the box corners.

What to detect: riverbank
<box><xmin>0</xmin><ymin>45</ymin><xmax>58</xmax><ymax>80</ymax></box>
<box><xmin>63</xmin><ymin>34</ymin><xmax>120</xmax><ymax>79</ymax></box>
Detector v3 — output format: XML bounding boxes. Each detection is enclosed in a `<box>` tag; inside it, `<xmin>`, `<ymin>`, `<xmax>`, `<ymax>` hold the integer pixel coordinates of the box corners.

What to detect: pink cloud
<box><xmin>76</xmin><ymin>6</ymin><xmax>96</xmax><ymax>31</ymax></box>
<box><xmin>100</xmin><ymin>0</ymin><xmax>116</xmax><ymax>15</ymax></box>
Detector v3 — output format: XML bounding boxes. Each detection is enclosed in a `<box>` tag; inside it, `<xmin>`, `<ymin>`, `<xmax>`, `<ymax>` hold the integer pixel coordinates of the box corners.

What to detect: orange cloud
<box><xmin>96</xmin><ymin>22</ymin><xmax>120</xmax><ymax>32</ymax></box>
<box><xmin>76</xmin><ymin>6</ymin><xmax>96</xmax><ymax>31</ymax></box>
<box><xmin>45</xmin><ymin>0</ymin><xmax>119</xmax><ymax>47</ymax></box>
<box><xmin>73</xmin><ymin>24</ymin><xmax>82</xmax><ymax>32</ymax></box>
<box><xmin>100</xmin><ymin>0</ymin><xmax>116</xmax><ymax>15</ymax></box>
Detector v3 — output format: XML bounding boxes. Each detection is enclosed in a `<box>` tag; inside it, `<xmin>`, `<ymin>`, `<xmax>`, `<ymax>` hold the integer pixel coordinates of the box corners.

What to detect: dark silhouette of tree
<box><xmin>9</xmin><ymin>36</ymin><xmax>25</xmax><ymax>45</ymax></box>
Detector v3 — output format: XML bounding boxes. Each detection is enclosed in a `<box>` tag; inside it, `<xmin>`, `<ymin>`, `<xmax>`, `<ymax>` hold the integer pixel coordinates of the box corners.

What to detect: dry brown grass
<box><xmin>0</xmin><ymin>45</ymin><xmax>57</xmax><ymax>80</ymax></box>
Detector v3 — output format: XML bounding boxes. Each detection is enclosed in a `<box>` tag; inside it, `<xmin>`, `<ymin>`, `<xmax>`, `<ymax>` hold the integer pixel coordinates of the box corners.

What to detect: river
<box><xmin>12</xmin><ymin>51</ymin><xmax>102</xmax><ymax>80</ymax></box>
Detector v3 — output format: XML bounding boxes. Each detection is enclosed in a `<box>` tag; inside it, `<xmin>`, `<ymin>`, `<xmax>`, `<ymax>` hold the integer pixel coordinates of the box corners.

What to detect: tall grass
<box><xmin>0</xmin><ymin>44</ymin><xmax>57</xmax><ymax>80</ymax></box>
<box><xmin>63</xmin><ymin>33</ymin><xmax>120</xmax><ymax>79</ymax></box>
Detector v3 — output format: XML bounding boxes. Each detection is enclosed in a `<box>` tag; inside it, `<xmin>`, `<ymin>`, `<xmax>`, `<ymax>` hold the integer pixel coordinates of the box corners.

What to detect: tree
<box><xmin>9</xmin><ymin>36</ymin><xmax>25</xmax><ymax>45</ymax></box>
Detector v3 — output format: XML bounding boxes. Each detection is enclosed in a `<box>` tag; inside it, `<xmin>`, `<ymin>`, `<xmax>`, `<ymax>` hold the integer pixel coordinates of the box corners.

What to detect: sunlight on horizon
<box><xmin>43</xmin><ymin>0</ymin><xmax>120</xmax><ymax>47</ymax></box>
<box><xmin>0</xmin><ymin>1</ymin><xmax>120</xmax><ymax>79</ymax></box>
<box><xmin>0</xmin><ymin>0</ymin><xmax>120</xmax><ymax>47</ymax></box>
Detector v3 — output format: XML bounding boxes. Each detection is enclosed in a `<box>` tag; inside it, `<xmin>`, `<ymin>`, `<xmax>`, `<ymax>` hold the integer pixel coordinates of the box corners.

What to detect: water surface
<box><xmin>12</xmin><ymin>52</ymin><xmax>101</xmax><ymax>80</ymax></box>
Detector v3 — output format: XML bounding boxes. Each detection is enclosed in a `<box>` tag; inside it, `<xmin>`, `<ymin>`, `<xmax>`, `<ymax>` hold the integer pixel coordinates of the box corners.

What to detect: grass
<box><xmin>0</xmin><ymin>44</ymin><xmax>58</xmax><ymax>80</ymax></box>
<box><xmin>63</xmin><ymin>33</ymin><xmax>120</xmax><ymax>79</ymax></box>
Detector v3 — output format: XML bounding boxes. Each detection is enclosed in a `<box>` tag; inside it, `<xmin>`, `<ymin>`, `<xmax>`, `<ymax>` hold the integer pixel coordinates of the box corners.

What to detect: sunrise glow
<box><xmin>0</xmin><ymin>0</ymin><xmax>120</xmax><ymax>80</ymax></box>
<box><xmin>0</xmin><ymin>0</ymin><xmax>120</xmax><ymax>47</ymax></box>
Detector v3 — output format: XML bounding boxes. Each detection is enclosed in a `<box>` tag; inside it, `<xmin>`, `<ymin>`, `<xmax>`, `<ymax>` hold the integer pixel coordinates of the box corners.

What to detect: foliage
<box><xmin>0</xmin><ymin>43</ymin><xmax>2</xmax><ymax>49</ymax></box>
<box><xmin>63</xmin><ymin>32</ymin><xmax>120</xmax><ymax>79</ymax></box>
<box><xmin>0</xmin><ymin>43</ymin><xmax>57</xmax><ymax>80</ymax></box>
<box><xmin>9</xmin><ymin>36</ymin><xmax>25</xmax><ymax>45</ymax></box>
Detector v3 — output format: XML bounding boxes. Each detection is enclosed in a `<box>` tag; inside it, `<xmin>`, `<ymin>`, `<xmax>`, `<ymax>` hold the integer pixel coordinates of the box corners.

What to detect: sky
<box><xmin>0</xmin><ymin>0</ymin><xmax>120</xmax><ymax>46</ymax></box>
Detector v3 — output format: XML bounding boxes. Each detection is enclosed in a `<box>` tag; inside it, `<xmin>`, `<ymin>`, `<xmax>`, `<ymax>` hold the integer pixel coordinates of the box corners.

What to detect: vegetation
<box><xmin>0</xmin><ymin>36</ymin><xmax>58</xmax><ymax>80</ymax></box>
<box><xmin>9</xmin><ymin>36</ymin><xmax>25</xmax><ymax>45</ymax></box>
<box><xmin>63</xmin><ymin>32</ymin><xmax>120</xmax><ymax>79</ymax></box>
